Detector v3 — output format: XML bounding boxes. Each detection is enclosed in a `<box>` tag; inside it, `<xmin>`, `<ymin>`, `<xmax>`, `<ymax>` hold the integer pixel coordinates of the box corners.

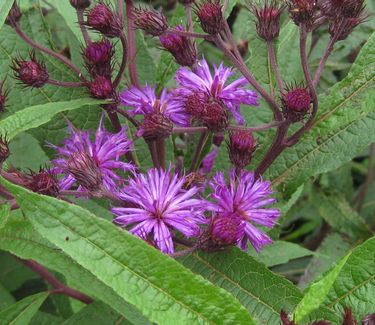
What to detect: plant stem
<box><xmin>188</xmin><ymin>131</ymin><xmax>209</xmax><ymax>173</ymax></box>
<box><xmin>213</xmin><ymin>35</ymin><xmax>282</xmax><ymax>121</ymax></box>
<box><xmin>267</xmin><ymin>40</ymin><xmax>284</xmax><ymax>94</ymax></box>
<box><xmin>165</xmin><ymin>28</ymin><xmax>212</xmax><ymax>40</ymax></box>
<box><xmin>76</xmin><ymin>8</ymin><xmax>91</xmax><ymax>46</ymax></box>
<box><xmin>115</xmin><ymin>107</ymin><xmax>140</xmax><ymax>127</ymax></box>
<box><xmin>118</xmin><ymin>0</ymin><xmax>124</xmax><ymax>23</ymax></box>
<box><xmin>156</xmin><ymin>138</ymin><xmax>166</xmax><ymax>169</ymax></box>
<box><xmin>227</xmin><ymin>121</ymin><xmax>283</xmax><ymax>132</ymax></box>
<box><xmin>21</xmin><ymin>259</ymin><xmax>93</xmax><ymax>304</ymax></box>
<box><xmin>113</xmin><ymin>33</ymin><xmax>128</xmax><ymax>88</ymax></box>
<box><xmin>47</xmin><ymin>79</ymin><xmax>86</xmax><ymax>88</ymax></box>
<box><xmin>125</xmin><ymin>0</ymin><xmax>140</xmax><ymax>88</ymax></box>
<box><xmin>13</xmin><ymin>23</ymin><xmax>87</xmax><ymax>83</ymax></box>
<box><xmin>313</xmin><ymin>36</ymin><xmax>336</xmax><ymax>87</ymax></box>
<box><xmin>172</xmin><ymin>126</ymin><xmax>208</xmax><ymax>134</ymax></box>
<box><xmin>169</xmin><ymin>245</ymin><xmax>198</xmax><ymax>258</ymax></box>
<box><xmin>147</xmin><ymin>140</ymin><xmax>159</xmax><ymax>168</ymax></box>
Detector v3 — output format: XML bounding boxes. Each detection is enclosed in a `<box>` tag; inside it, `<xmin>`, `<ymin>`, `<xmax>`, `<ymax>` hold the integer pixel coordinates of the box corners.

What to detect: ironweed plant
<box><xmin>0</xmin><ymin>0</ymin><xmax>374</xmax><ymax>324</ymax></box>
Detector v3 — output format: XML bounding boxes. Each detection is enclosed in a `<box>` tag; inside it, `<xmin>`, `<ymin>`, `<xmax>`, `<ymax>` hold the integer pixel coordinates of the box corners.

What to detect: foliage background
<box><xmin>0</xmin><ymin>0</ymin><xmax>375</xmax><ymax>324</ymax></box>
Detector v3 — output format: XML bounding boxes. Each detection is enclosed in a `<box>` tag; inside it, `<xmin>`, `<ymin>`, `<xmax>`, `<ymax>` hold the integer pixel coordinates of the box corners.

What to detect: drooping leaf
<box><xmin>0</xmin><ymin>216</ymin><xmax>150</xmax><ymax>325</ymax></box>
<box><xmin>294</xmin><ymin>253</ymin><xmax>350</xmax><ymax>323</ymax></box>
<box><xmin>0</xmin><ymin>292</ymin><xmax>49</xmax><ymax>325</ymax></box>
<box><xmin>2</xmin><ymin>179</ymin><xmax>256</xmax><ymax>325</ymax></box>
<box><xmin>324</xmin><ymin>235</ymin><xmax>375</xmax><ymax>319</ymax></box>
<box><xmin>179</xmin><ymin>248</ymin><xmax>302</xmax><ymax>325</ymax></box>
<box><xmin>0</xmin><ymin>98</ymin><xmax>107</xmax><ymax>140</ymax></box>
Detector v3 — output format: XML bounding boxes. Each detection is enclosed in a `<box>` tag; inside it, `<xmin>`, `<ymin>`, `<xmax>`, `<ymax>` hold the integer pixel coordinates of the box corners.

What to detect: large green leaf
<box><xmin>2</xmin><ymin>179</ymin><xmax>255</xmax><ymax>325</ymax></box>
<box><xmin>0</xmin><ymin>0</ymin><xmax>14</xmax><ymax>32</ymax></box>
<box><xmin>0</xmin><ymin>215</ymin><xmax>150</xmax><ymax>325</ymax></box>
<box><xmin>268</xmin><ymin>31</ymin><xmax>375</xmax><ymax>191</ymax></box>
<box><xmin>294</xmin><ymin>253</ymin><xmax>350</xmax><ymax>323</ymax></box>
<box><xmin>0</xmin><ymin>292</ymin><xmax>49</xmax><ymax>325</ymax></box>
<box><xmin>0</xmin><ymin>98</ymin><xmax>106</xmax><ymax>140</ymax></box>
<box><xmin>0</xmin><ymin>284</ymin><xmax>15</xmax><ymax>311</ymax></box>
<box><xmin>313</xmin><ymin>191</ymin><xmax>373</xmax><ymax>240</ymax></box>
<box><xmin>0</xmin><ymin>204</ymin><xmax>9</xmax><ymax>230</ymax></box>
<box><xmin>324</xmin><ymin>235</ymin><xmax>375</xmax><ymax>319</ymax></box>
<box><xmin>179</xmin><ymin>248</ymin><xmax>302</xmax><ymax>325</ymax></box>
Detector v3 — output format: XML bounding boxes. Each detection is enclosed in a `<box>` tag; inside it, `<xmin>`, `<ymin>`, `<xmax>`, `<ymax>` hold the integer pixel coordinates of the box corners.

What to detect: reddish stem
<box><xmin>21</xmin><ymin>260</ymin><xmax>93</xmax><ymax>305</ymax></box>
<box><xmin>47</xmin><ymin>79</ymin><xmax>86</xmax><ymax>88</ymax></box>
<box><xmin>113</xmin><ymin>33</ymin><xmax>128</xmax><ymax>88</ymax></box>
<box><xmin>76</xmin><ymin>8</ymin><xmax>91</xmax><ymax>46</ymax></box>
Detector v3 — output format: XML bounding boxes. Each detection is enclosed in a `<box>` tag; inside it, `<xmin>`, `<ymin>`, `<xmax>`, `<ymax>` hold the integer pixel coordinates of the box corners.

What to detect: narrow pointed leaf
<box><xmin>0</xmin><ymin>292</ymin><xmax>49</xmax><ymax>325</ymax></box>
<box><xmin>2</xmin><ymin>179</ymin><xmax>255</xmax><ymax>325</ymax></box>
<box><xmin>0</xmin><ymin>98</ymin><xmax>107</xmax><ymax>140</ymax></box>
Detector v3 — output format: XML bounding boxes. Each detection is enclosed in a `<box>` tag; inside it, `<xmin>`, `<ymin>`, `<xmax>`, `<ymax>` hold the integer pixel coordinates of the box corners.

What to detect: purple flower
<box><xmin>112</xmin><ymin>168</ymin><xmax>206</xmax><ymax>254</ymax></box>
<box><xmin>175</xmin><ymin>58</ymin><xmax>259</xmax><ymax>125</ymax></box>
<box><xmin>50</xmin><ymin>118</ymin><xmax>133</xmax><ymax>193</ymax></box>
<box><xmin>207</xmin><ymin>169</ymin><xmax>280</xmax><ymax>252</ymax></box>
<box><xmin>199</xmin><ymin>147</ymin><xmax>219</xmax><ymax>174</ymax></box>
<box><xmin>120</xmin><ymin>85</ymin><xmax>190</xmax><ymax>138</ymax></box>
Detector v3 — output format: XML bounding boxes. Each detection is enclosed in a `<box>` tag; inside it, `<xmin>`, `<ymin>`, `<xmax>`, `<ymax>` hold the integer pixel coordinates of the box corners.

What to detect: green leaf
<box><xmin>0</xmin><ymin>284</ymin><xmax>15</xmax><ymax>311</ymax></box>
<box><xmin>268</xmin><ymin>31</ymin><xmax>375</xmax><ymax>191</ymax></box>
<box><xmin>294</xmin><ymin>253</ymin><xmax>350</xmax><ymax>323</ymax></box>
<box><xmin>0</xmin><ymin>292</ymin><xmax>49</xmax><ymax>325</ymax></box>
<box><xmin>248</xmin><ymin>241</ymin><xmax>314</xmax><ymax>267</ymax></box>
<box><xmin>0</xmin><ymin>215</ymin><xmax>150</xmax><ymax>325</ymax></box>
<box><xmin>313</xmin><ymin>191</ymin><xmax>373</xmax><ymax>240</ymax></box>
<box><xmin>0</xmin><ymin>0</ymin><xmax>13</xmax><ymax>32</ymax></box>
<box><xmin>0</xmin><ymin>98</ymin><xmax>107</xmax><ymax>140</ymax></box>
<box><xmin>179</xmin><ymin>248</ymin><xmax>302</xmax><ymax>325</ymax></box>
<box><xmin>324</xmin><ymin>235</ymin><xmax>375</xmax><ymax>319</ymax></box>
<box><xmin>2</xmin><ymin>179</ymin><xmax>255</xmax><ymax>325</ymax></box>
<box><xmin>0</xmin><ymin>205</ymin><xmax>10</xmax><ymax>230</ymax></box>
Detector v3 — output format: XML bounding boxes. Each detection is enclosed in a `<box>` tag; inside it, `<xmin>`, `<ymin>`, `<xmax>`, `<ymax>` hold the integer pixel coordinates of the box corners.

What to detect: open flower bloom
<box><xmin>112</xmin><ymin>168</ymin><xmax>206</xmax><ymax>254</ymax></box>
<box><xmin>120</xmin><ymin>85</ymin><xmax>189</xmax><ymax>138</ymax></box>
<box><xmin>174</xmin><ymin>59</ymin><xmax>259</xmax><ymax>125</ymax></box>
<box><xmin>207</xmin><ymin>169</ymin><xmax>280</xmax><ymax>252</ymax></box>
<box><xmin>50</xmin><ymin>118</ymin><xmax>134</xmax><ymax>193</ymax></box>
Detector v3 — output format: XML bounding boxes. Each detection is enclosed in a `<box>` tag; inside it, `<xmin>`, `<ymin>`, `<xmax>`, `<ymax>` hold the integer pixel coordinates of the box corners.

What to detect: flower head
<box><xmin>282</xmin><ymin>83</ymin><xmax>311</xmax><ymax>122</ymax></box>
<box><xmin>12</xmin><ymin>52</ymin><xmax>49</xmax><ymax>88</ymax></box>
<box><xmin>50</xmin><ymin>118</ymin><xmax>133</xmax><ymax>193</ymax></box>
<box><xmin>159</xmin><ymin>26</ymin><xmax>198</xmax><ymax>67</ymax></box>
<box><xmin>287</xmin><ymin>0</ymin><xmax>318</xmax><ymax>29</ymax></box>
<box><xmin>175</xmin><ymin>59</ymin><xmax>259</xmax><ymax>126</ymax></box>
<box><xmin>89</xmin><ymin>75</ymin><xmax>113</xmax><ymax>99</ymax></box>
<box><xmin>83</xmin><ymin>39</ymin><xmax>114</xmax><ymax>78</ymax></box>
<box><xmin>85</xmin><ymin>2</ymin><xmax>123</xmax><ymax>38</ymax></box>
<box><xmin>195</xmin><ymin>0</ymin><xmax>224</xmax><ymax>35</ymax></box>
<box><xmin>249</xmin><ymin>0</ymin><xmax>285</xmax><ymax>41</ymax></box>
<box><xmin>207</xmin><ymin>169</ymin><xmax>280</xmax><ymax>252</ymax></box>
<box><xmin>112</xmin><ymin>168</ymin><xmax>206</xmax><ymax>254</ymax></box>
<box><xmin>228</xmin><ymin>130</ymin><xmax>256</xmax><ymax>169</ymax></box>
<box><xmin>120</xmin><ymin>85</ymin><xmax>189</xmax><ymax>139</ymax></box>
<box><xmin>133</xmin><ymin>7</ymin><xmax>168</xmax><ymax>36</ymax></box>
<box><xmin>23</xmin><ymin>168</ymin><xmax>60</xmax><ymax>197</ymax></box>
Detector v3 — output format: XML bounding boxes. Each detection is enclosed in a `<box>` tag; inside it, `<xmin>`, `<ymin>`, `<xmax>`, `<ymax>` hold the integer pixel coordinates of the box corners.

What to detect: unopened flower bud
<box><xmin>195</xmin><ymin>0</ymin><xmax>224</xmax><ymax>35</ymax></box>
<box><xmin>85</xmin><ymin>2</ymin><xmax>123</xmax><ymax>38</ymax></box>
<box><xmin>24</xmin><ymin>168</ymin><xmax>60</xmax><ymax>196</ymax></box>
<box><xmin>159</xmin><ymin>26</ymin><xmax>198</xmax><ymax>67</ymax></box>
<box><xmin>0</xmin><ymin>80</ymin><xmax>9</xmax><ymax>113</ymax></box>
<box><xmin>282</xmin><ymin>84</ymin><xmax>311</xmax><ymax>122</ymax></box>
<box><xmin>83</xmin><ymin>39</ymin><xmax>113</xmax><ymax>77</ymax></box>
<box><xmin>287</xmin><ymin>0</ymin><xmax>318</xmax><ymax>30</ymax></box>
<box><xmin>210</xmin><ymin>212</ymin><xmax>245</xmax><ymax>246</ymax></box>
<box><xmin>133</xmin><ymin>8</ymin><xmax>168</xmax><ymax>36</ymax></box>
<box><xmin>249</xmin><ymin>1</ymin><xmax>284</xmax><ymax>41</ymax></box>
<box><xmin>138</xmin><ymin>113</ymin><xmax>173</xmax><ymax>140</ymax></box>
<box><xmin>70</xmin><ymin>0</ymin><xmax>91</xmax><ymax>10</ymax></box>
<box><xmin>228</xmin><ymin>130</ymin><xmax>256</xmax><ymax>169</ymax></box>
<box><xmin>12</xmin><ymin>52</ymin><xmax>49</xmax><ymax>88</ymax></box>
<box><xmin>89</xmin><ymin>76</ymin><xmax>113</xmax><ymax>99</ymax></box>
<box><xmin>0</xmin><ymin>136</ymin><xmax>10</xmax><ymax>165</ymax></box>
<box><xmin>6</xmin><ymin>2</ymin><xmax>22</xmax><ymax>26</ymax></box>
<box><xmin>67</xmin><ymin>151</ymin><xmax>103</xmax><ymax>192</ymax></box>
<box><xmin>280</xmin><ymin>310</ymin><xmax>295</xmax><ymax>325</ymax></box>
